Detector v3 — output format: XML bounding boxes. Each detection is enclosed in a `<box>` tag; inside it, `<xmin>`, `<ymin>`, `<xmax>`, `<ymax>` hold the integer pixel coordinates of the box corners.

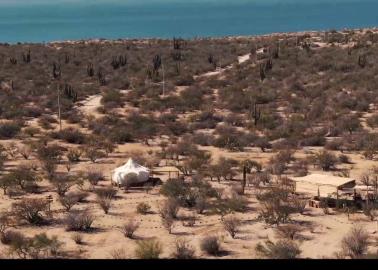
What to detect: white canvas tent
<box><xmin>112</xmin><ymin>158</ymin><xmax>150</xmax><ymax>186</ymax></box>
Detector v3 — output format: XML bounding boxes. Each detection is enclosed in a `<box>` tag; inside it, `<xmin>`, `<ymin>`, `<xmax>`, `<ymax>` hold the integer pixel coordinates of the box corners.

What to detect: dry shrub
<box><xmin>123</xmin><ymin>173</ymin><xmax>139</xmax><ymax>190</ymax></box>
<box><xmin>172</xmin><ymin>239</ymin><xmax>195</xmax><ymax>259</ymax></box>
<box><xmin>314</xmin><ymin>150</ymin><xmax>338</xmax><ymax>171</ymax></box>
<box><xmin>95</xmin><ymin>186</ymin><xmax>117</xmax><ymax>199</ymax></box>
<box><xmin>227</xmin><ymin>194</ymin><xmax>249</xmax><ymax>212</ymax></box>
<box><xmin>8</xmin><ymin>232</ymin><xmax>63</xmax><ymax>259</ymax></box>
<box><xmin>6</xmin><ymin>165</ymin><xmax>42</xmax><ymax>191</ymax></box>
<box><xmin>162</xmin><ymin>214</ymin><xmax>174</xmax><ymax>234</ymax></box>
<box><xmin>66</xmin><ymin>148</ymin><xmax>82</xmax><ymax>163</ymax></box>
<box><xmin>66</xmin><ymin>211</ymin><xmax>95</xmax><ymax>231</ymax></box>
<box><xmin>87</xmin><ymin>171</ymin><xmax>104</xmax><ymax>186</ymax></box>
<box><xmin>222</xmin><ymin>215</ymin><xmax>241</xmax><ymax>239</ymax></box>
<box><xmin>95</xmin><ymin>186</ymin><xmax>116</xmax><ymax>214</ymax></box>
<box><xmin>71</xmin><ymin>233</ymin><xmax>84</xmax><ymax>245</ymax></box>
<box><xmin>159</xmin><ymin>198</ymin><xmax>180</xmax><ymax>219</ymax></box>
<box><xmin>59</xmin><ymin>193</ymin><xmax>80</xmax><ymax>212</ymax></box>
<box><xmin>71</xmin><ymin>191</ymin><xmax>89</xmax><ymax>203</ymax></box>
<box><xmin>0</xmin><ymin>121</ymin><xmax>22</xmax><ymax>139</ymax></box>
<box><xmin>276</xmin><ymin>224</ymin><xmax>303</xmax><ymax>240</ymax></box>
<box><xmin>340</xmin><ymin>226</ymin><xmax>370</xmax><ymax>259</ymax></box>
<box><xmin>1</xmin><ymin>230</ymin><xmax>25</xmax><ymax>245</ymax></box>
<box><xmin>135</xmin><ymin>239</ymin><xmax>163</xmax><ymax>259</ymax></box>
<box><xmin>291</xmin><ymin>196</ymin><xmax>307</xmax><ymax>214</ymax></box>
<box><xmin>200</xmin><ymin>235</ymin><xmax>221</xmax><ymax>256</ymax></box>
<box><xmin>136</xmin><ymin>202</ymin><xmax>151</xmax><ymax>215</ymax></box>
<box><xmin>52</xmin><ymin>174</ymin><xmax>76</xmax><ymax>196</ymax></box>
<box><xmin>0</xmin><ymin>214</ymin><xmax>10</xmax><ymax>236</ymax></box>
<box><xmin>110</xmin><ymin>248</ymin><xmax>128</xmax><ymax>259</ymax></box>
<box><xmin>97</xmin><ymin>197</ymin><xmax>113</xmax><ymax>214</ymax></box>
<box><xmin>84</xmin><ymin>147</ymin><xmax>106</xmax><ymax>163</ymax></box>
<box><xmin>195</xmin><ymin>195</ymin><xmax>208</xmax><ymax>214</ymax></box>
<box><xmin>12</xmin><ymin>198</ymin><xmax>49</xmax><ymax>225</ymax></box>
<box><xmin>255</xmin><ymin>239</ymin><xmax>301</xmax><ymax>259</ymax></box>
<box><xmin>182</xmin><ymin>214</ymin><xmax>196</xmax><ymax>227</ymax></box>
<box><xmin>121</xmin><ymin>220</ymin><xmax>140</xmax><ymax>239</ymax></box>
<box><xmin>18</xmin><ymin>146</ymin><xmax>32</xmax><ymax>160</ymax></box>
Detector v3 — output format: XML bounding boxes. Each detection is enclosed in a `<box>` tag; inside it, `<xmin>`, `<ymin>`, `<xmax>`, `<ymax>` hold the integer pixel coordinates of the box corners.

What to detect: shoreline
<box><xmin>1</xmin><ymin>26</ymin><xmax>377</xmax><ymax>46</ymax></box>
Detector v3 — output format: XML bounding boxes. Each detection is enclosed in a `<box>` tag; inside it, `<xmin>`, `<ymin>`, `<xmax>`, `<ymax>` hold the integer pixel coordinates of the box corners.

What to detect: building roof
<box><xmin>291</xmin><ymin>174</ymin><xmax>355</xmax><ymax>188</ymax></box>
<box><xmin>291</xmin><ymin>174</ymin><xmax>356</xmax><ymax>198</ymax></box>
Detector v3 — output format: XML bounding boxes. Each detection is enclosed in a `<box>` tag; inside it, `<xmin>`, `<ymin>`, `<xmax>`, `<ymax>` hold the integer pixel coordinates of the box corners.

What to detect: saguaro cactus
<box><xmin>251</xmin><ymin>102</ymin><xmax>262</xmax><ymax>126</ymax></box>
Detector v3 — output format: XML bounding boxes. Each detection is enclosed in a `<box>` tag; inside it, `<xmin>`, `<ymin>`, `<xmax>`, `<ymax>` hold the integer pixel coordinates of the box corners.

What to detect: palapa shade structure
<box><xmin>291</xmin><ymin>174</ymin><xmax>356</xmax><ymax>198</ymax></box>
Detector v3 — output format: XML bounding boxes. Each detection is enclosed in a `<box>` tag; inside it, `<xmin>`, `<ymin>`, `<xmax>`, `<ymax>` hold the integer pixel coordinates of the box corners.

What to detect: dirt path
<box><xmin>78</xmin><ymin>53</ymin><xmax>253</xmax><ymax>116</ymax></box>
<box><xmin>238</xmin><ymin>53</ymin><xmax>251</xmax><ymax>64</ymax></box>
<box><xmin>194</xmin><ymin>52</ymin><xmax>252</xmax><ymax>79</ymax></box>
<box><xmin>76</xmin><ymin>94</ymin><xmax>102</xmax><ymax>118</ymax></box>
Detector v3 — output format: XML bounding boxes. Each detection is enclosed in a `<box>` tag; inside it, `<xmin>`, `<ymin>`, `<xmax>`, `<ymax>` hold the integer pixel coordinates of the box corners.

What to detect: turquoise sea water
<box><xmin>0</xmin><ymin>0</ymin><xmax>377</xmax><ymax>43</ymax></box>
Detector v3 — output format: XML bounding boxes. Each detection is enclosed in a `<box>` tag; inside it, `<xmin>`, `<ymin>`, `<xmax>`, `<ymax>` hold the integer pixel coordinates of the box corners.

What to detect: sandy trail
<box><xmin>195</xmin><ymin>52</ymin><xmax>252</xmax><ymax>79</ymax></box>
<box><xmin>238</xmin><ymin>53</ymin><xmax>251</xmax><ymax>64</ymax></box>
<box><xmin>76</xmin><ymin>94</ymin><xmax>102</xmax><ymax>117</ymax></box>
<box><xmin>78</xmin><ymin>53</ymin><xmax>252</xmax><ymax>115</ymax></box>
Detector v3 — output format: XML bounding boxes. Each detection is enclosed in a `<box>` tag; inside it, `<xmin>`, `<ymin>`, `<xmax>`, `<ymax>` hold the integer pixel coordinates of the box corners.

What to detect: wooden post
<box><xmin>162</xmin><ymin>63</ymin><xmax>165</xmax><ymax>97</ymax></box>
<box><xmin>57</xmin><ymin>84</ymin><xmax>62</xmax><ymax>131</ymax></box>
<box><xmin>46</xmin><ymin>195</ymin><xmax>53</xmax><ymax>212</ymax></box>
<box><xmin>241</xmin><ymin>166</ymin><xmax>247</xmax><ymax>195</ymax></box>
<box><xmin>336</xmin><ymin>188</ymin><xmax>339</xmax><ymax>209</ymax></box>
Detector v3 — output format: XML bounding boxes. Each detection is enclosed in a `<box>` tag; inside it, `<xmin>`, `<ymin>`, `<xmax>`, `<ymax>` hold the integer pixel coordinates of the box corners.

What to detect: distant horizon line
<box><xmin>2</xmin><ymin>26</ymin><xmax>377</xmax><ymax>46</ymax></box>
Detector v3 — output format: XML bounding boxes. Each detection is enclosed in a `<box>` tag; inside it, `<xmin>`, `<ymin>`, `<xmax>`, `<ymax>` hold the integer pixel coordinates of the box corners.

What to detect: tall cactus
<box><xmin>97</xmin><ymin>68</ymin><xmax>106</xmax><ymax>86</ymax></box>
<box><xmin>64</xmin><ymin>53</ymin><xmax>70</xmax><ymax>64</ymax></box>
<box><xmin>87</xmin><ymin>63</ymin><xmax>94</xmax><ymax>77</ymax></box>
<box><xmin>172</xmin><ymin>50</ymin><xmax>182</xmax><ymax>62</ymax></box>
<box><xmin>259</xmin><ymin>64</ymin><xmax>266</xmax><ymax>82</ymax></box>
<box><xmin>265</xmin><ymin>58</ymin><xmax>273</xmax><ymax>72</ymax></box>
<box><xmin>111</xmin><ymin>54</ymin><xmax>127</xmax><ymax>70</ymax></box>
<box><xmin>9</xmin><ymin>57</ymin><xmax>17</xmax><ymax>65</ymax></box>
<box><xmin>22</xmin><ymin>49</ymin><xmax>31</xmax><ymax>63</ymax></box>
<box><xmin>272</xmin><ymin>43</ymin><xmax>279</xmax><ymax>59</ymax></box>
<box><xmin>63</xmin><ymin>83</ymin><xmax>78</xmax><ymax>102</ymax></box>
<box><xmin>208</xmin><ymin>54</ymin><xmax>217</xmax><ymax>69</ymax></box>
<box><xmin>251</xmin><ymin>102</ymin><xmax>262</xmax><ymax>126</ymax></box>
<box><xmin>358</xmin><ymin>54</ymin><xmax>367</xmax><ymax>68</ymax></box>
<box><xmin>52</xmin><ymin>62</ymin><xmax>61</xmax><ymax>79</ymax></box>
<box><xmin>173</xmin><ymin>37</ymin><xmax>183</xmax><ymax>50</ymax></box>
<box><xmin>111</xmin><ymin>56</ymin><xmax>120</xmax><ymax>70</ymax></box>
<box><xmin>153</xmin><ymin>54</ymin><xmax>162</xmax><ymax>72</ymax></box>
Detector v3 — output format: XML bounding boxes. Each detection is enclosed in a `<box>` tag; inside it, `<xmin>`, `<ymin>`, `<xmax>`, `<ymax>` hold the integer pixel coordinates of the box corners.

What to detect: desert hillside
<box><xmin>1</xmin><ymin>28</ymin><xmax>378</xmax><ymax>259</ymax></box>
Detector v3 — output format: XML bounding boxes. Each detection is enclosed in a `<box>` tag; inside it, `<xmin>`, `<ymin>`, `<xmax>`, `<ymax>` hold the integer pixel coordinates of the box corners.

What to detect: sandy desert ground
<box><xmin>1</xmin><ymin>29</ymin><xmax>378</xmax><ymax>259</ymax></box>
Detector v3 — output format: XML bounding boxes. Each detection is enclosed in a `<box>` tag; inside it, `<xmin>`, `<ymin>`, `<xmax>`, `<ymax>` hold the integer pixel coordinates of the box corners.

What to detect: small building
<box><xmin>291</xmin><ymin>174</ymin><xmax>356</xmax><ymax>203</ymax></box>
